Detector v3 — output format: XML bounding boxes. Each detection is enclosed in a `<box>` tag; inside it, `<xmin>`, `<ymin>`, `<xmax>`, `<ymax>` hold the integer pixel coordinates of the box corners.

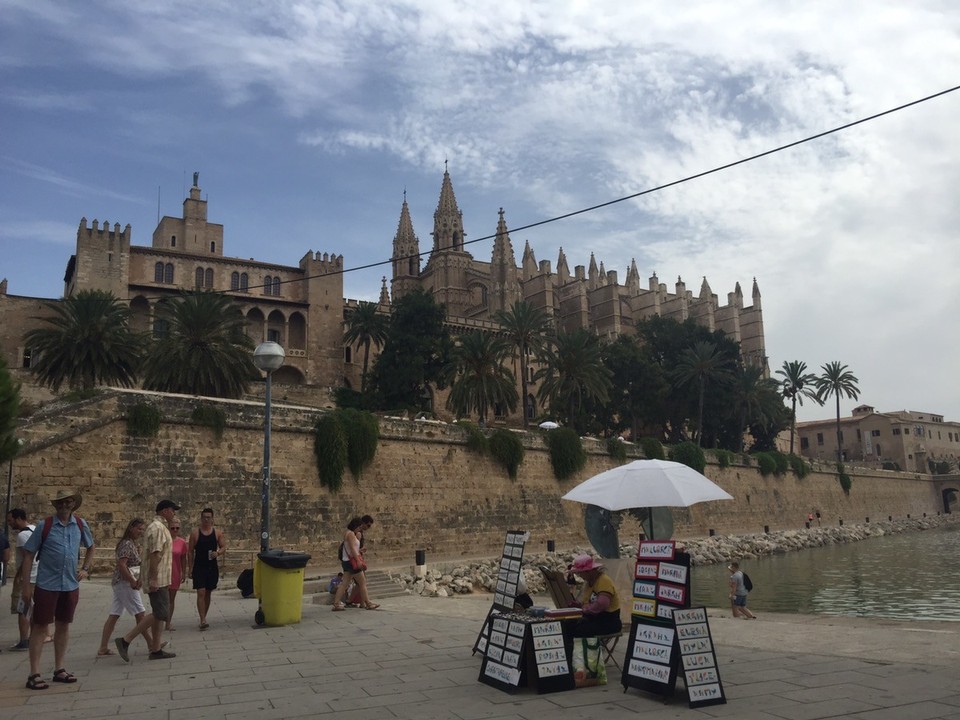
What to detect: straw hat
<box><xmin>571</xmin><ymin>554</ymin><xmax>604</xmax><ymax>573</ymax></box>
<box><xmin>51</xmin><ymin>488</ymin><xmax>83</xmax><ymax>511</ymax></box>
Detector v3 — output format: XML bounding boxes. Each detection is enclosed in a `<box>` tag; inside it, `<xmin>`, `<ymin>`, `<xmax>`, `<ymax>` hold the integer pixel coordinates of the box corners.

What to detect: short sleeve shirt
<box><xmin>16</xmin><ymin>525</ymin><xmax>39</xmax><ymax>583</ymax></box>
<box><xmin>143</xmin><ymin>516</ymin><xmax>173</xmax><ymax>589</ymax></box>
<box><xmin>113</xmin><ymin>538</ymin><xmax>141</xmax><ymax>586</ymax></box>
<box><xmin>730</xmin><ymin>570</ymin><xmax>747</xmax><ymax>596</ymax></box>
<box><xmin>23</xmin><ymin>515</ymin><xmax>95</xmax><ymax>592</ymax></box>
<box><xmin>585</xmin><ymin>572</ymin><xmax>620</xmax><ymax>613</ymax></box>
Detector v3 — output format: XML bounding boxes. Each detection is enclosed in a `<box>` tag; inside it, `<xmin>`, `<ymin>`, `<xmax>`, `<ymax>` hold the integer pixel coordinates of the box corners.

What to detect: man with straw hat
<box><xmin>20</xmin><ymin>488</ymin><xmax>95</xmax><ymax>690</ymax></box>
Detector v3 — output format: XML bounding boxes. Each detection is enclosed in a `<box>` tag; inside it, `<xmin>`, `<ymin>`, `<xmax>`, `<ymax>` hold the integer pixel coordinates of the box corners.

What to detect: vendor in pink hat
<box><xmin>568</xmin><ymin>554</ymin><xmax>622</xmax><ymax>638</ymax></box>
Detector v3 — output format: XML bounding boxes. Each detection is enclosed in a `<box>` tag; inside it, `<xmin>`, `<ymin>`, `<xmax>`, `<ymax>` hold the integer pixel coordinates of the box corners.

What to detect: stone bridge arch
<box><xmin>935</xmin><ymin>475</ymin><xmax>960</xmax><ymax>514</ymax></box>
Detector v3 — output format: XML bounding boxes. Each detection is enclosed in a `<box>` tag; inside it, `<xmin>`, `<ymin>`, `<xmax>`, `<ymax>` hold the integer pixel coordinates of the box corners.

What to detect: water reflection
<box><xmin>689</xmin><ymin>524</ymin><xmax>960</xmax><ymax>621</ymax></box>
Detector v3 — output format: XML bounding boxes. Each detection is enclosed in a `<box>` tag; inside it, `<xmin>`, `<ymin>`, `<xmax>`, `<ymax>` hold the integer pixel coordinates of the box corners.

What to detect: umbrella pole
<box><xmin>649</xmin><ymin>507</ymin><xmax>654</xmax><ymax>541</ymax></box>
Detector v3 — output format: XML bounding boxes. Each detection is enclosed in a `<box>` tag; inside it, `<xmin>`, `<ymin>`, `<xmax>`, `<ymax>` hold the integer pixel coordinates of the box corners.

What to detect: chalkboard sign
<box><xmin>478</xmin><ymin>615</ymin><xmax>527</xmax><ymax>693</ymax></box>
<box><xmin>673</xmin><ymin>607</ymin><xmax>726</xmax><ymax>708</ymax></box>
<box><xmin>526</xmin><ymin>619</ymin><xmax>576</xmax><ymax>693</ymax></box>
<box><xmin>473</xmin><ymin>530</ymin><xmax>529</xmax><ymax>654</ymax></box>
<box><xmin>622</xmin><ymin>541</ymin><xmax>692</xmax><ymax>696</ymax></box>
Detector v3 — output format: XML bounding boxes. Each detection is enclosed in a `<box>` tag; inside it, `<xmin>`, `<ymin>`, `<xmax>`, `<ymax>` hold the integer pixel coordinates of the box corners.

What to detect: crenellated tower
<box><xmin>65</xmin><ymin>218</ymin><xmax>132</xmax><ymax>297</ymax></box>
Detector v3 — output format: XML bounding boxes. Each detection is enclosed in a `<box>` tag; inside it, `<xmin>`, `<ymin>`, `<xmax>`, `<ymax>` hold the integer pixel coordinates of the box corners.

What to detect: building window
<box><xmin>231</xmin><ymin>272</ymin><xmax>240</xmax><ymax>290</ymax></box>
<box><xmin>240</xmin><ymin>273</ymin><xmax>248</xmax><ymax>291</ymax></box>
<box><xmin>210</xmin><ymin>241</ymin><xmax>216</xmax><ymax>252</ymax></box>
<box><xmin>155</xmin><ymin>262</ymin><xmax>164</xmax><ymax>283</ymax></box>
<box><xmin>904</xmin><ymin>428</ymin><xmax>910</xmax><ymax>435</ymax></box>
<box><xmin>344</xmin><ymin>346</ymin><xmax>352</xmax><ymax>363</ymax></box>
<box><xmin>205</xmin><ymin>268</ymin><xmax>213</xmax><ymax>288</ymax></box>
<box><xmin>264</xmin><ymin>276</ymin><xmax>273</xmax><ymax>295</ymax></box>
<box><xmin>893</xmin><ymin>428</ymin><xmax>902</xmax><ymax>435</ymax></box>
<box><xmin>800</xmin><ymin>437</ymin><xmax>809</xmax><ymax>450</ymax></box>
<box><xmin>153</xmin><ymin>318</ymin><xmax>169</xmax><ymax>339</ymax></box>
<box><xmin>164</xmin><ymin>263</ymin><xmax>174</xmax><ymax>284</ymax></box>
<box><xmin>871</xmin><ymin>429</ymin><xmax>881</xmax><ymax>437</ymax></box>
<box><xmin>196</xmin><ymin>268</ymin><xmax>205</xmax><ymax>288</ymax></box>
<box><xmin>816</xmin><ymin>433</ymin><xmax>824</xmax><ymax>446</ymax></box>
<box><xmin>267</xmin><ymin>328</ymin><xmax>281</xmax><ymax>343</ymax></box>
<box><xmin>272</xmin><ymin>277</ymin><xmax>281</xmax><ymax>296</ymax></box>
<box><xmin>171</xmin><ymin>235</ymin><xmax>176</xmax><ymax>247</ymax></box>
<box><xmin>21</xmin><ymin>348</ymin><xmax>34</xmax><ymax>369</ymax></box>
<box><xmin>856</xmin><ymin>429</ymin><xmax>861</xmax><ymax>441</ymax></box>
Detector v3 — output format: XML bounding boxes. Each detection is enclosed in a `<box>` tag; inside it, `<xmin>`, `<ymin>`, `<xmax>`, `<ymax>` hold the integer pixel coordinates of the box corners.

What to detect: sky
<box><xmin>1</xmin><ymin>1</ymin><xmax>959</xmax><ymax>424</ymax></box>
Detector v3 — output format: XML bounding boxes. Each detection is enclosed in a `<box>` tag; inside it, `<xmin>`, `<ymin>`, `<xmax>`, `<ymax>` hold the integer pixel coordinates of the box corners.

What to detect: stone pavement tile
<box><xmin>787</xmin><ymin>670</ymin><xmax>893</xmax><ymax>690</ymax></box>
<box><xmin>842</xmin><ymin>683</ymin><xmax>959</xmax><ymax>708</ymax></box>
<box><xmin>844</xmin><ymin>701</ymin><xmax>960</xmax><ymax>720</ymax></box>
<box><xmin>939</xmin><ymin>694</ymin><xmax>960</xmax><ymax>707</ymax></box>
<box><xmin>326</xmin><ymin>688</ymin><xmax>429</xmax><ymax>712</ymax></box>
<box><xmin>722</xmin><ymin>666</ymin><xmax>803</xmax><ymax>684</ymax></box>
<box><xmin>761</xmin><ymin>697</ymin><xmax>881</xmax><ymax>720</ymax></box>
<box><xmin>777</xmin><ymin>683</ymin><xmax>862</xmax><ymax>703</ymax></box>
<box><xmin>722</xmin><ymin>680</ymin><xmax>806</xmax><ymax>699</ymax></box>
<box><xmin>361</xmin><ymin>674</ymin><xmax>459</xmax><ymax>695</ymax></box>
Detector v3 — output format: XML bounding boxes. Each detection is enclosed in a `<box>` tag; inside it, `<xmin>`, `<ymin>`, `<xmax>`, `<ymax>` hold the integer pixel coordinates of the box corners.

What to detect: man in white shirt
<box><xmin>6</xmin><ymin>508</ymin><xmax>37</xmax><ymax>651</ymax></box>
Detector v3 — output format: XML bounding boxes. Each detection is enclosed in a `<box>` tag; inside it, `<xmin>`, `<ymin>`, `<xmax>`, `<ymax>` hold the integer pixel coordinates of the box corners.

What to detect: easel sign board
<box><xmin>527</xmin><ymin>620</ymin><xmax>576</xmax><ymax>693</ymax></box>
<box><xmin>621</xmin><ymin>618</ymin><xmax>679</xmax><ymax>697</ymax></box>
<box><xmin>474</xmin><ymin>529</ymin><xmax>530</xmax><ymax>654</ymax></box>
<box><xmin>673</xmin><ymin>607</ymin><xmax>726</xmax><ymax>708</ymax></box>
<box><xmin>478</xmin><ymin>616</ymin><xmax>527</xmax><ymax>693</ymax></box>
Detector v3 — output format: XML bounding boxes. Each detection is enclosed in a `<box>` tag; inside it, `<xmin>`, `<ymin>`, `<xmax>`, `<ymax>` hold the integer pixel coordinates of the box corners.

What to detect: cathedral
<box><xmin>1</xmin><ymin>168</ymin><xmax>766</xmax><ymax>419</ymax></box>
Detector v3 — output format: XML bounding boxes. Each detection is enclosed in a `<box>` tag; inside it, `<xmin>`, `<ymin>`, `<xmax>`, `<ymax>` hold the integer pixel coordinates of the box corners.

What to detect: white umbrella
<box><xmin>538</xmin><ymin>421</ymin><xmax>560</xmax><ymax>429</ymax></box>
<box><xmin>562</xmin><ymin>459</ymin><xmax>733</xmax><ymax>511</ymax></box>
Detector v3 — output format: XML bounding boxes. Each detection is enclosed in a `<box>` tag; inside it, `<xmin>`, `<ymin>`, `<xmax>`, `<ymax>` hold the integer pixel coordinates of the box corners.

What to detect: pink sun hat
<box><xmin>571</xmin><ymin>554</ymin><xmax>604</xmax><ymax>573</ymax></box>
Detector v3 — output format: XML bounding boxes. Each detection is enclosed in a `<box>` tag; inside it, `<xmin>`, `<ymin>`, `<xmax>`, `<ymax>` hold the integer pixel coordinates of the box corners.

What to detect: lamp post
<box><xmin>4</xmin><ymin>438</ymin><xmax>24</xmax><ymax>524</ymax></box>
<box><xmin>253</xmin><ymin>341</ymin><xmax>285</xmax><ymax>554</ymax></box>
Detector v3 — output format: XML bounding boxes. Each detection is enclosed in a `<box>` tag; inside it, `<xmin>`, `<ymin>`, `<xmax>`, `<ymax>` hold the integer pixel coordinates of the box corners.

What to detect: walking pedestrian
<box><xmin>115</xmin><ymin>499</ymin><xmax>177</xmax><ymax>662</ymax></box>
<box><xmin>728</xmin><ymin>561</ymin><xmax>756</xmax><ymax>619</ymax></box>
<box><xmin>331</xmin><ymin>517</ymin><xmax>378</xmax><ymax>611</ymax></box>
<box><xmin>97</xmin><ymin>518</ymin><xmax>156</xmax><ymax>656</ymax></box>
<box><xmin>188</xmin><ymin>507</ymin><xmax>226</xmax><ymax>630</ymax></box>
<box><xmin>6</xmin><ymin>509</ymin><xmax>37</xmax><ymax>651</ymax></box>
<box><xmin>167</xmin><ymin>516</ymin><xmax>188</xmax><ymax>631</ymax></box>
<box><xmin>20</xmin><ymin>489</ymin><xmax>95</xmax><ymax>690</ymax></box>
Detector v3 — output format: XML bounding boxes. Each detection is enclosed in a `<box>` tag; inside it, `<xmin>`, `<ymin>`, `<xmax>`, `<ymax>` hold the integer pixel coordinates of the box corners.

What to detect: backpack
<box><xmin>39</xmin><ymin>515</ymin><xmax>88</xmax><ymax>549</ymax></box>
<box><xmin>742</xmin><ymin>572</ymin><xmax>753</xmax><ymax>592</ymax></box>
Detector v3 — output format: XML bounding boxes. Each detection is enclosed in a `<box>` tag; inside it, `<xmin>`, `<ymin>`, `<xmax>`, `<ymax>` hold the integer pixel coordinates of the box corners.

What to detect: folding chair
<box><xmin>538</xmin><ymin>566</ymin><xmax>577</xmax><ymax>608</ymax></box>
<box><xmin>596</xmin><ymin>632</ymin><xmax>622</xmax><ymax>670</ymax></box>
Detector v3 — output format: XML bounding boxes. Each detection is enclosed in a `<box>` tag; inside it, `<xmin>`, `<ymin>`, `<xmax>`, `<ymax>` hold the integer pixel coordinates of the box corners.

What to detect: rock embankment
<box><xmin>389</xmin><ymin>515</ymin><xmax>959</xmax><ymax>598</ymax></box>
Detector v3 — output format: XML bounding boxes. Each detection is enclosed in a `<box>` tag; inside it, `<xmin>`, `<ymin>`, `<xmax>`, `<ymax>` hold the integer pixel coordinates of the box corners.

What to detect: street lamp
<box><xmin>253</xmin><ymin>341</ymin><xmax>285</xmax><ymax>553</ymax></box>
<box><xmin>4</xmin><ymin>438</ymin><xmax>24</xmax><ymax>524</ymax></box>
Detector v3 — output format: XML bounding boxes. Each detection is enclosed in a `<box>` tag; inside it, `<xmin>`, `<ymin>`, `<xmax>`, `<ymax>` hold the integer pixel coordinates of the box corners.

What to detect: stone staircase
<box><xmin>306</xmin><ymin>569</ymin><xmax>409</xmax><ymax>605</ymax></box>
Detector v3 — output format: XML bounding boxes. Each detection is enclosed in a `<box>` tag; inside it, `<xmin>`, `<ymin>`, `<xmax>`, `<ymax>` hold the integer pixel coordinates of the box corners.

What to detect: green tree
<box><xmin>734</xmin><ymin>365</ymin><xmax>786</xmax><ymax>451</ymax></box>
<box><xmin>494</xmin><ymin>300</ymin><xmax>551</xmax><ymax>427</ymax></box>
<box><xmin>776</xmin><ymin>360</ymin><xmax>821</xmax><ymax>454</ymax></box>
<box><xmin>672</xmin><ymin>341</ymin><xmax>735</xmax><ymax>446</ymax></box>
<box><xmin>371</xmin><ymin>290</ymin><xmax>451</xmax><ymax>412</ymax></box>
<box><xmin>814</xmin><ymin>361</ymin><xmax>861</xmax><ymax>463</ymax></box>
<box><xmin>343</xmin><ymin>301</ymin><xmax>389</xmax><ymax>397</ymax></box>
<box><xmin>23</xmin><ymin>289</ymin><xmax>144</xmax><ymax>392</ymax></box>
<box><xmin>445</xmin><ymin>331</ymin><xmax>518</xmax><ymax>424</ymax></box>
<box><xmin>0</xmin><ymin>356</ymin><xmax>21</xmax><ymax>463</ymax></box>
<box><xmin>534</xmin><ymin>329</ymin><xmax>612</xmax><ymax>433</ymax></box>
<box><xmin>141</xmin><ymin>292</ymin><xmax>256</xmax><ymax>398</ymax></box>
<box><xmin>602</xmin><ymin>335</ymin><xmax>668</xmax><ymax>439</ymax></box>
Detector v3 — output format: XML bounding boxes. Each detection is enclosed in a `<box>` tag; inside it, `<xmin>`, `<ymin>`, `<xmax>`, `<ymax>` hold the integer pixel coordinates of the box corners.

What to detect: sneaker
<box><xmin>149</xmin><ymin>649</ymin><xmax>177</xmax><ymax>660</ymax></box>
<box><xmin>114</xmin><ymin>637</ymin><xmax>130</xmax><ymax>663</ymax></box>
<box><xmin>9</xmin><ymin>640</ymin><xmax>29</xmax><ymax>651</ymax></box>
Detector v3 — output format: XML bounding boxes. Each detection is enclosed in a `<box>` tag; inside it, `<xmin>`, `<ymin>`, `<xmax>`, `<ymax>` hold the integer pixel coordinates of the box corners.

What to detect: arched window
<box><xmin>205</xmin><ymin>268</ymin><xmax>213</xmax><ymax>288</ymax></box>
<box><xmin>264</xmin><ymin>276</ymin><xmax>273</xmax><ymax>295</ymax></box>
<box><xmin>272</xmin><ymin>277</ymin><xmax>281</xmax><ymax>296</ymax></box>
<box><xmin>231</xmin><ymin>272</ymin><xmax>240</xmax><ymax>290</ymax></box>
<box><xmin>164</xmin><ymin>263</ymin><xmax>174</xmax><ymax>284</ymax></box>
<box><xmin>196</xmin><ymin>267</ymin><xmax>204</xmax><ymax>288</ymax></box>
<box><xmin>154</xmin><ymin>262</ymin><xmax>164</xmax><ymax>283</ymax></box>
<box><xmin>171</xmin><ymin>235</ymin><xmax>177</xmax><ymax>247</ymax></box>
<box><xmin>240</xmin><ymin>273</ymin><xmax>248</xmax><ymax>291</ymax></box>
<box><xmin>210</xmin><ymin>241</ymin><xmax>216</xmax><ymax>253</ymax></box>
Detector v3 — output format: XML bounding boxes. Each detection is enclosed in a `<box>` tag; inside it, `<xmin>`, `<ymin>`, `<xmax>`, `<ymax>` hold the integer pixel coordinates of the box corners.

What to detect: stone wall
<box><xmin>8</xmin><ymin>391</ymin><xmax>945</xmax><ymax>572</ymax></box>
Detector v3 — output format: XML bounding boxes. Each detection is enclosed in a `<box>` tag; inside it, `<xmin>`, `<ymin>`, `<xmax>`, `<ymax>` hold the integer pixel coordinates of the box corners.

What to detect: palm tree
<box><xmin>24</xmin><ymin>289</ymin><xmax>144</xmax><ymax>392</ymax></box>
<box><xmin>141</xmin><ymin>292</ymin><xmax>256</xmax><ymax>398</ymax></box>
<box><xmin>672</xmin><ymin>341</ymin><xmax>734</xmax><ymax>446</ymax></box>
<box><xmin>343</xmin><ymin>301</ymin><xmax>389</xmax><ymax>396</ymax></box>
<box><xmin>734</xmin><ymin>365</ymin><xmax>786</xmax><ymax>451</ymax></box>
<box><xmin>0</xmin><ymin>355</ymin><xmax>20</xmax><ymax>463</ymax></box>
<box><xmin>444</xmin><ymin>331</ymin><xmax>518</xmax><ymax>424</ymax></box>
<box><xmin>776</xmin><ymin>360</ymin><xmax>821</xmax><ymax>454</ymax></box>
<box><xmin>494</xmin><ymin>300</ymin><xmax>551</xmax><ymax>427</ymax></box>
<box><xmin>534</xmin><ymin>329</ymin><xmax>612</xmax><ymax>432</ymax></box>
<box><xmin>814</xmin><ymin>361</ymin><xmax>860</xmax><ymax>463</ymax></box>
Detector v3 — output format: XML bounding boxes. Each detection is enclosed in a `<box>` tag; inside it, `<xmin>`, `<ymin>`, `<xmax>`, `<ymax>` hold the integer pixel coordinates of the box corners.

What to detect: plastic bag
<box><xmin>571</xmin><ymin>636</ymin><xmax>607</xmax><ymax>687</ymax></box>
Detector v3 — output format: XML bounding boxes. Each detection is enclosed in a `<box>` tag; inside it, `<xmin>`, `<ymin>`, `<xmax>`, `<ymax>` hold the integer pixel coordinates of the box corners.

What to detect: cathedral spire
<box><xmin>432</xmin><ymin>166</ymin><xmax>466</xmax><ymax>254</ymax></box>
<box><xmin>391</xmin><ymin>193</ymin><xmax>421</xmax><ymax>301</ymax></box>
<box><xmin>522</xmin><ymin>239</ymin><xmax>538</xmax><ymax>279</ymax></box>
<box><xmin>557</xmin><ymin>247</ymin><xmax>570</xmax><ymax>283</ymax></box>
<box><xmin>490</xmin><ymin>208</ymin><xmax>521</xmax><ymax>313</ymax></box>
<box><xmin>379</xmin><ymin>276</ymin><xmax>391</xmax><ymax>307</ymax></box>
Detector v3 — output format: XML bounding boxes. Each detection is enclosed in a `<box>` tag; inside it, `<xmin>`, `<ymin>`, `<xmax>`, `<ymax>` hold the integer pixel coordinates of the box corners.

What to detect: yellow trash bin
<box><xmin>253</xmin><ymin>550</ymin><xmax>312</xmax><ymax>626</ymax></box>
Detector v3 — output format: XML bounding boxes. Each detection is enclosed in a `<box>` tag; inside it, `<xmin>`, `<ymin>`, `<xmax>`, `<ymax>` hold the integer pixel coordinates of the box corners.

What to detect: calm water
<box><xmin>689</xmin><ymin>524</ymin><xmax>960</xmax><ymax>621</ymax></box>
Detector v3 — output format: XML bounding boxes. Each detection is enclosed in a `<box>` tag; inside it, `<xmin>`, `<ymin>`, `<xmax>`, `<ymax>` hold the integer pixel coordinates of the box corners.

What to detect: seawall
<box><xmin>9</xmin><ymin>390</ymin><xmax>951</xmax><ymax>570</ymax></box>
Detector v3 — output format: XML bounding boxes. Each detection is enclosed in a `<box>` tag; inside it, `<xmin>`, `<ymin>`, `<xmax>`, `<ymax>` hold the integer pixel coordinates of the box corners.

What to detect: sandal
<box><xmin>331</xmin><ymin>603</ymin><xmax>345</xmax><ymax>611</ymax></box>
<box><xmin>199</xmin><ymin>623</ymin><xmax>210</xmax><ymax>630</ymax></box>
<box><xmin>97</xmin><ymin>648</ymin><xmax>115</xmax><ymax>656</ymax></box>
<box><xmin>26</xmin><ymin>674</ymin><xmax>49</xmax><ymax>690</ymax></box>
<box><xmin>363</xmin><ymin>603</ymin><xmax>380</xmax><ymax>610</ymax></box>
<box><xmin>52</xmin><ymin>668</ymin><xmax>78</xmax><ymax>683</ymax></box>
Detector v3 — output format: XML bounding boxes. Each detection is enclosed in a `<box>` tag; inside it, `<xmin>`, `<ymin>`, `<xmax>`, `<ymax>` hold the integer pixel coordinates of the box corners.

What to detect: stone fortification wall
<box><xmin>9</xmin><ymin>391</ymin><xmax>945</xmax><ymax>572</ymax></box>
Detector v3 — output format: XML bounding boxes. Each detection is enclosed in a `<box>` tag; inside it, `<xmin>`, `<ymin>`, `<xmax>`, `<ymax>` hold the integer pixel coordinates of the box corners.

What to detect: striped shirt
<box><xmin>143</xmin><ymin>516</ymin><xmax>173</xmax><ymax>589</ymax></box>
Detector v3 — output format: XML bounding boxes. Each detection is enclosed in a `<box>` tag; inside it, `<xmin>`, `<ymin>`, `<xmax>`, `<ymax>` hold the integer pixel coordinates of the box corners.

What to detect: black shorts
<box><xmin>149</xmin><ymin>588</ymin><xmax>171</xmax><ymax>621</ymax></box>
<box><xmin>193</xmin><ymin>564</ymin><xmax>219</xmax><ymax>591</ymax></box>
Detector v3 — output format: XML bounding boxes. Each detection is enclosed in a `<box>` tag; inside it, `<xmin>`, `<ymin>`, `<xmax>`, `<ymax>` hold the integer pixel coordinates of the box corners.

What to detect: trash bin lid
<box><xmin>257</xmin><ymin>549</ymin><xmax>312</xmax><ymax>569</ymax></box>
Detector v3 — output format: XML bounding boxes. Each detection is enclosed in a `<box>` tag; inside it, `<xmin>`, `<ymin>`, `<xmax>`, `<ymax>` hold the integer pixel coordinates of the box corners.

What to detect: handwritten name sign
<box><xmin>673</xmin><ymin>606</ymin><xmax>725</xmax><ymax>708</ymax></box>
<box><xmin>656</xmin><ymin>582</ymin><xmax>686</xmax><ymax>605</ymax></box>
<box><xmin>657</xmin><ymin>562</ymin><xmax>688</xmax><ymax>584</ymax></box>
<box><xmin>628</xmin><ymin>658</ymin><xmax>672</xmax><ymax>683</ymax></box>
<box><xmin>634</xmin><ymin>580</ymin><xmax>657</xmax><ymax>598</ymax></box>
<box><xmin>632</xmin><ymin>598</ymin><xmax>657</xmax><ymax>617</ymax></box>
<box><xmin>638</xmin><ymin>541</ymin><xmax>676</xmax><ymax>559</ymax></box>
<box><xmin>635</xmin><ymin>561</ymin><xmax>659</xmax><ymax>579</ymax></box>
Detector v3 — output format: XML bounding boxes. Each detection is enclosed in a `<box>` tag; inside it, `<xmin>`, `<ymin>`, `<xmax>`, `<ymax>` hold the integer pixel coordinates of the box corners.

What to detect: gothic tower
<box><xmin>489</xmin><ymin>208</ymin><xmax>522</xmax><ymax>314</ymax></box>
<box><xmin>390</xmin><ymin>192</ymin><xmax>421</xmax><ymax>302</ymax></box>
<box><xmin>420</xmin><ymin>166</ymin><xmax>473</xmax><ymax>315</ymax></box>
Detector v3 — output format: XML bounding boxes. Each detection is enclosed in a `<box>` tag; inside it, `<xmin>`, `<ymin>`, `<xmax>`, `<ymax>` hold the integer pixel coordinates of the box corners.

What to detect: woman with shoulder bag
<box><xmin>331</xmin><ymin>517</ymin><xmax>378</xmax><ymax>611</ymax></box>
<box><xmin>97</xmin><ymin>519</ymin><xmax>156</xmax><ymax>656</ymax></box>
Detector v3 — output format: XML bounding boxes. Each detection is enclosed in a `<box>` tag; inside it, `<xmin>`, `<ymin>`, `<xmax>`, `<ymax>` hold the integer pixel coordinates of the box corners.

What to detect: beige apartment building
<box><xmin>796</xmin><ymin>404</ymin><xmax>960</xmax><ymax>473</ymax></box>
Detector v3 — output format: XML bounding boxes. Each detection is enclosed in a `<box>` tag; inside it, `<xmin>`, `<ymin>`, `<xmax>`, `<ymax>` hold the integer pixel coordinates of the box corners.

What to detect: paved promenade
<box><xmin>1</xmin><ymin>579</ymin><xmax>959</xmax><ymax>719</ymax></box>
